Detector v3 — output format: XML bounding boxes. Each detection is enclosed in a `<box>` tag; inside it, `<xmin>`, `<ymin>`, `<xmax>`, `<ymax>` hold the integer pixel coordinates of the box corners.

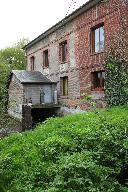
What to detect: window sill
<box><xmin>91</xmin><ymin>89</ymin><xmax>104</xmax><ymax>93</ymax></box>
<box><xmin>43</xmin><ymin>67</ymin><xmax>49</xmax><ymax>69</ymax></box>
<box><xmin>90</xmin><ymin>51</ymin><xmax>104</xmax><ymax>56</ymax></box>
<box><xmin>91</xmin><ymin>91</ymin><xmax>105</xmax><ymax>100</ymax></box>
<box><xmin>60</xmin><ymin>96</ymin><xmax>69</xmax><ymax>99</ymax></box>
<box><xmin>59</xmin><ymin>61</ymin><xmax>68</xmax><ymax>64</ymax></box>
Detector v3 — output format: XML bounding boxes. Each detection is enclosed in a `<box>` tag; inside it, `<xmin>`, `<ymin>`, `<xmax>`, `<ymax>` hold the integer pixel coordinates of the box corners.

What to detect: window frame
<box><xmin>59</xmin><ymin>40</ymin><xmax>67</xmax><ymax>63</ymax></box>
<box><xmin>91</xmin><ymin>71</ymin><xmax>105</xmax><ymax>91</ymax></box>
<box><xmin>91</xmin><ymin>24</ymin><xmax>105</xmax><ymax>54</ymax></box>
<box><xmin>30</xmin><ymin>56</ymin><xmax>35</xmax><ymax>71</ymax></box>
<box><xmin>43</xmin><ymin>49</ymin><xmax>49</xmax><ymax>68</ymax></box>
<box><xmin>61</xmin><ymin>76</ymin><xmax>68</xmax><ymax>96</ymax></box>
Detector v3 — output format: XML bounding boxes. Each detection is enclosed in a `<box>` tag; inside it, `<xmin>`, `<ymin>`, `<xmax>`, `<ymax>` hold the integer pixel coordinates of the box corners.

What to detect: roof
<box><xmin>12</xmin><ymin>70</ymin><xmax>56</xmax><ymax>84</ymax></box>
<box><xmin>23</xmin><ymin>0</ymin><xmax>101</xmax><ymax>50</ymax></box>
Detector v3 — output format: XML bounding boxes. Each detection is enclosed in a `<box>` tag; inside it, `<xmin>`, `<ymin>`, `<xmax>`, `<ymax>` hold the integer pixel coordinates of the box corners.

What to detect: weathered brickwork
<box><xmin>8</xmin><ymin>75</ymin><xmax>24</xmax><ymax>119</ymax></box>
<box><xmin>26</xmin><ymin>21</ymin><xmax>80</xmax><ymax>107</ymax></box>
<box><xmin>74</xmin><ymin>0</ymin><xmax>127</xmax><ymax>108</ymax></box>
<box><xmin>25</xmin><ymin>0</ymin><xmax>127</xmax><ymax>109</ymax></box>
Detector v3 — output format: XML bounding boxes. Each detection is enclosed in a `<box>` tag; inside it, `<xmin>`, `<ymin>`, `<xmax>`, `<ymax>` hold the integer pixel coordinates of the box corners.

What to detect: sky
<box><xmin>0</xmin><ymin>0</ymin><xmax>88</xmax><ymax>50</ymax></box>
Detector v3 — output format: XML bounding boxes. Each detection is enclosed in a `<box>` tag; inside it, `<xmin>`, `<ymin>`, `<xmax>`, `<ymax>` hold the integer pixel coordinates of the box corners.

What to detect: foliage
<box><xmin>105</xmin><ymin>2</ymin><xmax>128</xmax><ymax>106</ymax></box>
<box><xmin>0</xmin><ymin>106</ymin><xmax>128</xmax><ymax>191</ymax></box>
<box><xmin>80</xmin><ymin>93</ymin><xmax>96</xmax><ymax>109</ymax></box>
<box><xmin>105</xmin><ymin>58</ymin><xmax>128</xmax><ymax>106</ymax></box>
<box><xmin>0</xmin><ymin>38</ymin><xmax>29</xmax><ymax>122</ymax></box>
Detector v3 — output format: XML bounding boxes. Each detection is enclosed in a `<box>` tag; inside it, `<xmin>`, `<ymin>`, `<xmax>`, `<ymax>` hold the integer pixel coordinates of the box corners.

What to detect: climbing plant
<box><xmin>105</xmin><ymin>1</ymin><xmax>128</xmax><ymax>106</ymax></box>
<box><xmin>105</xmin><ymin>58</ymin><xmax>128</xmax><ymax>106</ymax></box>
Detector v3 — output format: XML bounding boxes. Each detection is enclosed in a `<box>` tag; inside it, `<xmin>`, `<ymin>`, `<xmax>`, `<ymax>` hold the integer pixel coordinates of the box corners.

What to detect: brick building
<box><xmin>8</xmin><ymin>70</ymin><xmax>57</xmax><ymax>120</ymax></box>
<box><xmin>23</xmin><ymin>0</ymin><xmax>127</xmax><ymax>109</ymax></box>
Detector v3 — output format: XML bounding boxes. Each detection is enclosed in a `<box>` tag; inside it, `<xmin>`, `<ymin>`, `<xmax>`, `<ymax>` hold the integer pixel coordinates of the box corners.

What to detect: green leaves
<box><xmin>0</xmin><ymin>106</ymin><xmax>128</xmax><ymax>191</ymax></box>
<box><xmin>105</xmin><ymin>58</ymin><xmax>128</xmax><ymax>106</ymax></box>
<box><xmin>0</xmin><ymin>38</ymin><xmax>29</xmax><ymax>129</ymax></box>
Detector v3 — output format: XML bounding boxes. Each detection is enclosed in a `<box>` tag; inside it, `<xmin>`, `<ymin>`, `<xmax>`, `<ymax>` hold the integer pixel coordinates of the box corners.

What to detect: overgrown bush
<box><xmin>0</xmin><ymin>106</ymin><xmax>128</xmax><ymax>191</ymax></box>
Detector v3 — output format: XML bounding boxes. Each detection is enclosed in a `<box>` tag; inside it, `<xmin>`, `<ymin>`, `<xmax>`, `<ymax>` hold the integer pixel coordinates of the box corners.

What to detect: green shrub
<box><xmin>0</xmin><ymin>106</ymin><xmax>128</xmax><ymax>191</ymax></box>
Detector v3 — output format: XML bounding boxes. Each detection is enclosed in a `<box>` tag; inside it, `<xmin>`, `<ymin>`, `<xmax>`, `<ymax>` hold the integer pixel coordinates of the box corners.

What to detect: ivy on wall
<box><xmin>105</xmin><ymin>1</ymin><xmax>128</xmax><ymax>107</ymax></box>
<box><xmin>105</xmin><ymin>58</ymin><xmax>128</xmax><ymax>106</ymax></box>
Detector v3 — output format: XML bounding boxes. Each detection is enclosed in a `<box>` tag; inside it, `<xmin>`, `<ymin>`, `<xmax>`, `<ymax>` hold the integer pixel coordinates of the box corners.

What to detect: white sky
<box><xmin>0</xmin><ymin>0</ymin><xmax>87</xmax><ymax>49</ymax></box>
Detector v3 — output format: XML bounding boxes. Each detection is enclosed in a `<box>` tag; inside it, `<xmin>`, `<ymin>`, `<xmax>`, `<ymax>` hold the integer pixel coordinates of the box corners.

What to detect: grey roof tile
<box><xmin>12</xmin><ymin>70</ymin><xmax>55</xmax><ymax>84</ymax></box>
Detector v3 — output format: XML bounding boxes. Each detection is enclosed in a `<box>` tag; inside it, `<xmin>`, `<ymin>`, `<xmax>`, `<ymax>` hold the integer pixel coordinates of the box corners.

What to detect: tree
<box><xmin>0</xmin><ymin>38</ymin><xmax>29</xmax><ymax>70</ymax></box>
<box><xmin>0</xmin><ymin>38</ymin><xmax>29</xmax><ymax>113</ymax></box>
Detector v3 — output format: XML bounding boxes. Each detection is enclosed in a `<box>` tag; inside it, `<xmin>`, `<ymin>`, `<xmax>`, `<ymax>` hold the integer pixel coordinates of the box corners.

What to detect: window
<box><xmin>91</xmin><ymin>71</ymin><xmax>105</xmax><ymax>91</ymax></box>
<box><xmin>59</xmin><ymin>41</ymin><xmax>67</xmax><ymax>63</ymax></box>
<box><xmin>30</xmin><ymin>56</ymin><xmax>35</xmax><ymax>71</ymax></box>
<box><xmin>61</xmin><ymin>76</ymin><xmax>68</xmax><ymax>96</ymax></box>
<box><xmin>91</xmin><ymin>25</ymin><xmax>104</xmax><ymax>53</ymax></box>
<box><xmin>43</xmin><ymin>49</ymin><xmax>49</xmax><ymax>68</ymax></box>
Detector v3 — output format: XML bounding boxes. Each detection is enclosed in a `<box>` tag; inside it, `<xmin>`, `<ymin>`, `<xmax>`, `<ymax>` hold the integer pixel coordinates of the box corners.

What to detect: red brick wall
<box><xmin>74</xmin><ymin>0</ymin><xmax>125</xmax><ymax>108</ymax></box>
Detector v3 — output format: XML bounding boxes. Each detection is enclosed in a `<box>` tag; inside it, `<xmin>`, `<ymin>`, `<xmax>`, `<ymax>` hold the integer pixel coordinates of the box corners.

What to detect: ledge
<box><xmin>91</xmin><ymin>91</ymin><xmax>105</xmax><ymax>100</ymax></box>
<box><xmin>24</xmin><ymin>103</ymin><xmax>61</xmax><ymax>109</ymax></box>
<box><xmin>90</xmin><ymin>51</ymin><xmax>104</xmax><ymax>56</ymax></box>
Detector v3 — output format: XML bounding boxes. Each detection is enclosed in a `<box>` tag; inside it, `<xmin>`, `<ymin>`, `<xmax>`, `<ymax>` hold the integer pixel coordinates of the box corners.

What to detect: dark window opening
<box><xmin>30</xmin><ymin>56</ymin><xmax>35</xmax><ymax>71</ymax></box>
<box><xmin>91</xmin><ymin>24</ymin><xmax>104</xmax><ymax>53</ymax></box>
<box><xmin>59</xmin><ymin>41</ymin><xmax>67</xmax><ymax>63</ymax></box>
<box><xmin>61</xmin><ymin>76</ymin><xmax>68</xmax><ymax>96</ymax></box>
<box><xmin>43</xmin><ymin>49</ymin><xmax>49</xmax><ymax>68</ymax></box>
<box><xmin>91</xmin><ymin>71</ymin><xmax>105</xmax><ymax>91</ymax></box>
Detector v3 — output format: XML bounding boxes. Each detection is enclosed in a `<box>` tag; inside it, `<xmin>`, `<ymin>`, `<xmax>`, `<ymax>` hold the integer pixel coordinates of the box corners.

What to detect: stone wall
<box><xmin>23</xmin><ymin>84</ymin><xmax>56</xmax><ymax>105</ymax></box>
<box><xmin>26</xmin><ymin>20</ymin><xmax>80</xmax><ymax>107</ymax></box>
<box><xmin>22</xmin><ymin>105</ymin><xmax>32</xmax><ymax>131</ymax></box>
<box><xmin>25</xmin><ymin>0</ymin><xmax>126</xmax><ymax>109</ymax></box>
<box><xmin>8</xmin><ymin>74</ymin><xmax>24</xmax><ymax>119</ymax></box>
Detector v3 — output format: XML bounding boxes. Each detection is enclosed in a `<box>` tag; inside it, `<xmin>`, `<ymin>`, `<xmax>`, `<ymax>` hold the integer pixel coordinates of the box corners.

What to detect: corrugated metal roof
<box><xmin>12</xmin><ymin>70</ymin><xmax>55</xmax><ymax>84</ymax></box>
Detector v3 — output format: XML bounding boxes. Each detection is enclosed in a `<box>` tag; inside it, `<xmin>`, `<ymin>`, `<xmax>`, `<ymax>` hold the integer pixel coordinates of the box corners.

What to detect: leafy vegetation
<box><xmin>0</xmin><ymin>38</ymin><xmax>29</xmax><ymax>129</ymax></box>
<box><xmin>105</xmin><ymin>58</ymin><xmax>128</xmax><ymax>106</ymax></box>
<box><xmin>105</xmin><ymin>8</ymin><xmax>128</xmax><ymax>107</ymax></box>
<box><xmin>0</xmin><ymin>106</ymin><xmax>128</xmax><ymax>191</ymax></box>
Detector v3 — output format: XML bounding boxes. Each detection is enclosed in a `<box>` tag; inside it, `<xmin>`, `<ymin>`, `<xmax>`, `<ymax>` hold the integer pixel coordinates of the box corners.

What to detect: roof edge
<box><xmin>11</xmin><ymin>70</ymin><xmax>56</xmax><ymax>84</ymax></box>
<box><xmin>21</xmin><ymin>81</ymin><xmax>57</xmax><ymax>84</ymax></box>
<box><xmin>23</xmin><ymin>0</ymin><xmax>101</xmax><ymax>50</ymax></box>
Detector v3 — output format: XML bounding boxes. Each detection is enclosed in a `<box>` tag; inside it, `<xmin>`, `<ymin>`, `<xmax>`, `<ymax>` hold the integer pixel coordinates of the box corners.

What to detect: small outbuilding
<box><xmin>8</xmin><ymin>70</ymin><xmax>58</xmax><ymax>128</ymax></box>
